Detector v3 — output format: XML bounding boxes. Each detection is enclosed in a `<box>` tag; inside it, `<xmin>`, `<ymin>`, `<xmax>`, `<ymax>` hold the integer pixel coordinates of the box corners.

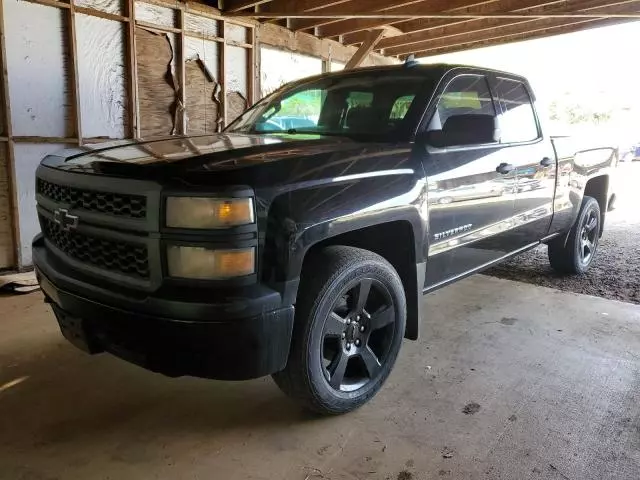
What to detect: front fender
<box><xmin>264</xmin><ymin>172</ymin><xmax>428</xmax><ymax>283</ymax></box>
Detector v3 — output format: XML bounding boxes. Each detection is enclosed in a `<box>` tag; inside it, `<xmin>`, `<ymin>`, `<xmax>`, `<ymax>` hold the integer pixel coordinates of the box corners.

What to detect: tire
<box><xmin>273</xmin><ymin>246</ymin><xmax>406</xmax><ymax>415</ymax></box>
<box><xmin>548</xmin><ymin>196</ymin><xmax>601</xmax><ymax>274</ymax></box>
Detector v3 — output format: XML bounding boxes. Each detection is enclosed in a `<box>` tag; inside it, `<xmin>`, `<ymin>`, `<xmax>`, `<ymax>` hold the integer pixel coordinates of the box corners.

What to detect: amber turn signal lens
<box><xmin>166</xmin><ymin>197</ymin><xmax>254</xmax><ymax>229</ymax></box>
<box><xmin>167</xmin><ymin>246</ymin><xmax>255</xmax><ymax>279</ymax></box>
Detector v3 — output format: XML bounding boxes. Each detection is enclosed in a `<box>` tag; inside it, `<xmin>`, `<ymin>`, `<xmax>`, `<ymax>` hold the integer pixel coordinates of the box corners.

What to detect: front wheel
<box><xmin>273</xmin><ymin>246</ymin><xmax>406</xmax><ymax>415</ymax></box>
<box><xmin>548</xmin><ymin>196</ymin><xmax>601</xmax><ymax>274</ymax></box>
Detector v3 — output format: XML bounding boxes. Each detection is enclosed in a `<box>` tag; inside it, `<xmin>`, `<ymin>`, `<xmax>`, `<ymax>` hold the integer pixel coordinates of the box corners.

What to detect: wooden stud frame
<box><xmin>0</xmin><ymin>0</ymin><xmax>257</xmax><ymax>268</ymax></box>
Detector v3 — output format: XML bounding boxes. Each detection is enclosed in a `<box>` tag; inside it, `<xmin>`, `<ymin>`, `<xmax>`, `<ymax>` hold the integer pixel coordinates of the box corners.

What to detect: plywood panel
<box><xmin>185</xmin><ymin>37</ymin><xmax>221</xmax><ymax>134</ymax></box>
<box><xmin>14</xmin><ymin>143</ymin><xmax>72</xmax><ymax>267</ymax></box>
<box><xmin>3</xmin><ymin>0</ymin><xmax>73</xmax><ymax>137</ymax></box>
<box><xmin>0</xmin><ymin>143</ymin><xmax>13</xmax><ymax>268</ymax></box>
<box><xmin>76</xmin><ymin>14</ymin><xmax>128</xmax><ymax>139</ymax></box>
<box><xmin>135</xmin><ymin>27</ymin><xmax>179</xmax><ymax>138</ymax></box>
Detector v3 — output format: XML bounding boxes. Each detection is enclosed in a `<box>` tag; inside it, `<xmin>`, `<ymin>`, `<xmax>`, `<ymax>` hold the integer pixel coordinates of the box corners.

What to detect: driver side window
<box><xmin>257</xmin><ymin>89</ymin><xmax>323</xmax><ymax>132</ymax></box>
<box><xmin>427</xmin><ymin>74</ymin><xmax>497</xmax><ymax>147</ymax></box>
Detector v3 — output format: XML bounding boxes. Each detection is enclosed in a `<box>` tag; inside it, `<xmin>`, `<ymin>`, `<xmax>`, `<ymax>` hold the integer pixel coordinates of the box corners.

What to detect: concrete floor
<box><xmin>2</xmin><ymin>275</ymin><xmax>640</xmax><ymax>480</ymax></box>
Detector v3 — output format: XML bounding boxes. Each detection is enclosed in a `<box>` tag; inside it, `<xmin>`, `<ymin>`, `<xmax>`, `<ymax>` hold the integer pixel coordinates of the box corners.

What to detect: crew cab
<box><xmin>33</xmin><ymin>64</ymin><xmax>617</xmax><ymax>415</ymax></box>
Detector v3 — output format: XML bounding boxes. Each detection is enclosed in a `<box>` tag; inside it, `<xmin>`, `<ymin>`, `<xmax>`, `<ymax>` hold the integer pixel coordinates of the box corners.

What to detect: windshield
<box><xmin>226</xmin><ymin>72</ymin><xmax>428</xmax><ymax>140</ymax></box>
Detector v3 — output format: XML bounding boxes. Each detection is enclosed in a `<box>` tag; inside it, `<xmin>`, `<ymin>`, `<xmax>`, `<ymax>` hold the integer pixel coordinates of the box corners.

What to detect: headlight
<box><xmin>167</xmin><ymin>246</ymin><xmax>255</xmax><ymax>279</ymax></box>
<box><xmin>166</xmin><ymin>197</ymin><xmax>254</xmax><ymax>229</ymax></box>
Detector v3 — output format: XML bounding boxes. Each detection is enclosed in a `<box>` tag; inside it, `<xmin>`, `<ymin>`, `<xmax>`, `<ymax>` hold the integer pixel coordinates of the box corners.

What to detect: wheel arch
<box><xmin>297</xmin><ymin>220</ymin><xmax>424</xmax><ymax>341</ymax></box>
<box><xmin>583</xmin><ymin>174</ymin><xmax>609</xmax><ymax>236</ymax></box>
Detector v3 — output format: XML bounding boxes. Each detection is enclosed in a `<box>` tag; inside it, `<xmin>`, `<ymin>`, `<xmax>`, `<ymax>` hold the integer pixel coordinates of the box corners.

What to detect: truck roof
<box><xmin>292</xmin><ymin>63</ymin><xmax>529</xmax><ymax>86</ymax></box>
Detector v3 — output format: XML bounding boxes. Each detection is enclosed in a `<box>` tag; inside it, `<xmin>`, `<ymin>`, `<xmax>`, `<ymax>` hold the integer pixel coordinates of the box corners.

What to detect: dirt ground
<box><xmin>487</xmin><ymin>161</ymin><xmax>640</xmax><ymax>305</ymax></box>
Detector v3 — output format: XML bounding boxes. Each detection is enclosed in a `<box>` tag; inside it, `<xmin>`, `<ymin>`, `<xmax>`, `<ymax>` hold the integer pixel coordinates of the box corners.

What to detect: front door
<box><xmin>421</xmin><ymin>73</ymin><xmax>517</xmax><ymax>289</ymax></box>
<box><xmin>492</xmin><ymin>76</ymin><xmax>556</xmax><ymax>246</ymax></box>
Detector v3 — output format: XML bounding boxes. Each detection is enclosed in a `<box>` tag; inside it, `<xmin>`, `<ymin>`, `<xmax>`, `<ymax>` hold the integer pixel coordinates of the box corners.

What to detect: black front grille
<box><xmin>41</xmin><ymin>217</ymin><xmax>150</xmax><ymax>279</ymax></box>
<box><xmin>37</xmin><ymin>179</ymin><xmax>147</xmax><ymax>219</ymax></box>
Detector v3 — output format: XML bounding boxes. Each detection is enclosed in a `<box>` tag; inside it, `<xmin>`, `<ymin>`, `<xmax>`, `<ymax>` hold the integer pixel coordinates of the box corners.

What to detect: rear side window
<box><xmin>495</xmin><ymin>78</ymin><xmax>539</xmax><ymax>143</ymax></box>
<box><xmin>428</xmin><ymin>75</ymin><xmax>496</xmax><ymax>132</ymax></box>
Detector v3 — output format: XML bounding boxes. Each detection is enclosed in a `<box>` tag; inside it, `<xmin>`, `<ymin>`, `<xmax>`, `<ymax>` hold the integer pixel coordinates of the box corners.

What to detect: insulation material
<box><xmin>14</xmin><ymin>143</ymin><xmax>72</xmax><ymax>267</ymax></box>
<box><xmin>225</xmin><ymin>45</ymin><xmax>249</xmax><ymax>123</ymax></box>
<box><xmin>0</xmin><ymin>144</ymin><xmax>13</xmax><ymax>268</ymax></box>
<box><xmin>184</xmin><ymin>13</ymin><xmax>220</xmax><ymax>38</ymax></box>
<box><xmin>226</xmin><ymin>46</ymin><xmax>248</xmax><ymax>97</ymax></box>
<box><xmin>260</xmin><ymin>47</ymin><xmax>322</xmax><ymax>97</ymax></box>
<box><xmin>135</xmin><ymin>1</ymin><xmax>177</xmax><ymax>28</ymax></box>
<box><xmin>225</xmin><ymin>23</ymin><xmax>248</xmax><ymax>44</ymax></box>
<box><xmin>3</xmin><ymin>0</ymin><xmax>72</xmax><ymax>137</ymax></box>
<box><xmin>74</xmin><ymin>0</ymin><xmax>124</xmax><ymax>15</ymax></box>
<box><xmin>185</xmin><ymin>37</ymin><xmax>221</xmax><ymax>134</ymax></box>
<box><xmin>136</xmin><ymin>27</ymin><xmax>180</xmax><ymax>138</ymax></box>
<box><xmin>76</xmin><ymin>14</ymin><xmax>128</xmax><ymax>139</ymax></box>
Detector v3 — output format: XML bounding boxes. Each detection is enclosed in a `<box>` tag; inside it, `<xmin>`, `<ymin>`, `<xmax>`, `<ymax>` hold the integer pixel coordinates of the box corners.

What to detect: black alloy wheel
<box><xmin>578</xmin><ymin>208</ymin><xmax>599</xmax><ymax>267</ymax></box>
<box><xmin>321</xmin><ymin>278</ymin><xmax>396</xmax><ymax>392</ymax></box>
<box><xmin>548</xmin><ymin>196</ymin><xmax>601</xmax><ymax>274</ymax></box>
<box><xmin>273</xmin><ymin>246</ymin><xmax>406</xmax><ymax>415</ymax></box>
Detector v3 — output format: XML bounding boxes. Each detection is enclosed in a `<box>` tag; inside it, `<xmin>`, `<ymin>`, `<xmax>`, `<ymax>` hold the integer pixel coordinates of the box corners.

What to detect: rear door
<box><xmin>421</xmin><ymin>73</ymin><xmax>518</xmax><ymax>289</ymax></box>
<box><xmin>492</xmin><ymin>77</ymin><xmax>557</xmax><ymax>246</ymax></box>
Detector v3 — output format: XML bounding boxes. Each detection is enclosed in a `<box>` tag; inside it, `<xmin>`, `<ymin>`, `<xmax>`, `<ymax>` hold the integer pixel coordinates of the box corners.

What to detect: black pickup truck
<box><xmin>33</xmin><ymin>64</ymin><xmax>617</xmax><ymax>415</ymax></box>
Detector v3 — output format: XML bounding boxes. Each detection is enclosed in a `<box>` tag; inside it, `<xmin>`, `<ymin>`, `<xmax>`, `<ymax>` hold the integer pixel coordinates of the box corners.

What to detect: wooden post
<box><xmin>0</xmin><ymin>0</ymin><xmax>19</xmax><ymax>268</ymax></box>
<box><xmin>220</xmin><ymin>20</ymin><xmax>228</xmax><ymax>128</ymax></box>
<box><xmin>248</xmin><ymin>26</ymin><xmax>256</xmax><ymax>104</ymax></box>
<box><xmin>345</xmin><ymin>29</ymin><xmax>385</xmax><ymax>70</ymax></box>
<box><xmin>126</xmin><ymin>0</ymin><xmax>139</xmax><ymax>139</ymax></box>
<box><xmin>68</xmin><ymin>0</ymin><xmax>83</xmax><ymax>144</ymax></box>
<box><xmin>253</xmin><ymin>26</ymin><xmax>261</xmax><ymax>103</ymax></box>
<box><xmin>178</xmin><ymin>9</ymin><xmax>187</xmax><ymax>135</ymax></box>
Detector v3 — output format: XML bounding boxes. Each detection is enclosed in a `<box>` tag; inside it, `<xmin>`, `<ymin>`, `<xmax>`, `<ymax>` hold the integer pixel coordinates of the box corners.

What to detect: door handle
<box><xmin>496</xmin><ymin>163</ymin><xmax>515</xmax><ymax>175</ymax></box>
<box><xmin>540</xmin><ymin>157</ymin><xmax>554</xmax><ymax>167</ymax></box>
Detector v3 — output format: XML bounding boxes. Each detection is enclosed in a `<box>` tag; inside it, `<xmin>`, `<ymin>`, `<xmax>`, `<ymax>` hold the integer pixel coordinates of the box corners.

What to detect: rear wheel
<box><xmin>548</xmin><ymin>196</ymin><xmax>601</xmax><ymax>274</ymax></box>
<box><xmin>273</xmin><ymin>246</ymin><xmax>406</xmax><ymax>415</ymax></box>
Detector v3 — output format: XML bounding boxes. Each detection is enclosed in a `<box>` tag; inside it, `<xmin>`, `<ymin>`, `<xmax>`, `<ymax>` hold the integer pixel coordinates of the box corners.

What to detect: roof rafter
<box><xmin>344</xmin><ymin>0</ymin><xmax>564</xmax><ymax>47</ymax></box>
<box><xmin>414</xmin><ymin>16</ymin><xmax>635</xmax><ymax>57</ymax></box>
<box><xmin>405</xmin><ymin>4</ymin><xmax>639</xmax><ymax>57</ymax></box>
<box><xmin>287</xmin><ymin>0</ymin><xmax>427</xmax><ymax>31</ymax></box>
<box><xmin>317</xmin><ymin>0</ymin><xmax>506</xmax><ymax>38</ymax></box>
<box><xmin>382</xmin><ymin>0</ymin><xmax>637</xmax><ymax>55</ymax></box>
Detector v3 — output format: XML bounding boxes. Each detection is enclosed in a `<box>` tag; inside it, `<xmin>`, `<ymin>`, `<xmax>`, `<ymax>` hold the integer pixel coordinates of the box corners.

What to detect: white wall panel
<box><xmin>260</xmin><ymin>47</ymin><xmax>322</xmax><ymax>96</ymax></box>
<box><xmin>3</xmin><ymin>0</ymin><xmax>71</xmax><ymax>137</ymax></box>
<box><xmin>76</xmin><ymin>14</ymin><xmax>128</xmax><ymax>139</ymax></box>
<box><xmin>14</xmin><ymin>144</ymin><xmax>72</xmax><ymax>266</ymax></box>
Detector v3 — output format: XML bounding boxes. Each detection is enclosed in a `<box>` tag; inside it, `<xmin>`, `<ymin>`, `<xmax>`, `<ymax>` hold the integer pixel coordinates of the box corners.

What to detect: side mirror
<box><xmin>422</xmin><ymin>114</ymin><xmax>499</xmax><ymax>148</ymax></box>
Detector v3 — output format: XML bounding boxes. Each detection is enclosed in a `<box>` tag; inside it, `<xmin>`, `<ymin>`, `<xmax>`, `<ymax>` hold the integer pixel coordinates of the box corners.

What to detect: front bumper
<box><xmin>34</xmin><ymin>241</ymin><xmax>295</xmax><ymax>381</ymax></box>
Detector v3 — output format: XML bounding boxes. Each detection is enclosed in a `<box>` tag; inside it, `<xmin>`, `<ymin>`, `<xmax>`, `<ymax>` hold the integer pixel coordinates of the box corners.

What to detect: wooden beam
<box><xmin>178</xmin><ymin>9</ymin><xmax>187</xmax><ymax>135</ymax></box>
<box><xmin>363</xmin><ymin>0</ymin><xmax>565</xmax><ymax>48</ymax></box>
<box><xmin>234</xmin><ymin>12</ymin><xmax>640</xmax><ymax>19</ymax></box>
<box><xmin>68</xmin><ymin>0</ymin><xmax>82</xmax><ymax>143</ymax></box>
<box><xmin>288</xmin><ymin>0</ymin><xmax>427</xmax><ymax>31</ymax></box>
<box><xmin>258</xmin><ymin>0</ymin><xmax>353</xmax><ymax>14</ymax></box>
<box><xmin>383</xmin><ymin>0</ymin><xmax>638</xmax><ymax>55</ymax></box>
<box><xmin>344</xmin><ymin>29</ymin><xmax>384</xmax><ymax>69</ymax></box>
<box><xmin>126</xmin><ymin>0</ymin><xmax>139</xmax><ymax>138</ymax></box>
<box><xmin>223</xmin><ymin>0</ymin><xmax>274</xmax><ymax>12</ymax></box>
<box><xmin>410</xmin><ymin>8</ymin><xmax>639</xmax><ymax>57</ymax></box>
<box><xmin>415</xmin><ymin>16</ymin><xmax>634</xmax><ymax>57</ymax></box>
<box><xmin>316</xmin><ymin>0</ymin><xmax>503</xmax><ymax>38</ymax></box>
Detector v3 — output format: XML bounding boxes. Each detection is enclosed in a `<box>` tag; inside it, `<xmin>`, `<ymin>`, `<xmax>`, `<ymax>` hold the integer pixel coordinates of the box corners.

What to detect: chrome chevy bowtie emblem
<box><xmin>53</xmin><ymin>208</ymin><xmax>79</xmax><ymax>232</ymax></box>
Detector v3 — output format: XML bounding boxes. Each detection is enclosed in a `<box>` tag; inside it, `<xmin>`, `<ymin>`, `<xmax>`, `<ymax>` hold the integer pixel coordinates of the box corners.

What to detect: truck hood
<box><xmin>44</xmin><ymin>133</ymin><xmax>365</xmax><ymax>172</ymax></box>
<box><xmin>40</xmin><ymin>133</ymin><xmax>416</xmax><ymax>188</ymax></box>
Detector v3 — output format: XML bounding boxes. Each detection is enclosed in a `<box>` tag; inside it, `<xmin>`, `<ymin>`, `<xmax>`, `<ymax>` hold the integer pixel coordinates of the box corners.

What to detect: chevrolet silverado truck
<box><xmin>33</xmin><ymin>64</ymin><xmax>617</xmax><ymax>415</ymax></box>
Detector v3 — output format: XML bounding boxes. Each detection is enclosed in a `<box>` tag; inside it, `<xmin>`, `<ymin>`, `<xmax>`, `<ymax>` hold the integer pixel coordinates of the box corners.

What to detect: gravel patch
<box><xmin>486</xmin><ymin>162</ymin><xmax>640</xmax><ymax>305</ymax></box>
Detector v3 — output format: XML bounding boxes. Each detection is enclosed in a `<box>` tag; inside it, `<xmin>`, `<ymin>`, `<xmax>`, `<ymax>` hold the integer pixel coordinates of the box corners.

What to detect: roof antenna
<box><xmin>404</xmin><ymin>54</ymin><xmax>419</xmax><ymax>68</ymax></box>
